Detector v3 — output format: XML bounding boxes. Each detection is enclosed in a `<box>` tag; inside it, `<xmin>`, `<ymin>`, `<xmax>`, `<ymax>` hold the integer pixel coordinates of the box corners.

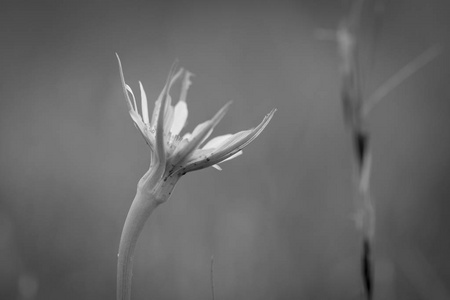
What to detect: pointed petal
<box><xmin>211</xmin><ymin>150</ymin><xmax>243</xmax><ymax>170</ymax></box>
<box><xmin>150</xmin><ymin>98</ymin><xmax>160</xmax><ymax>129</ymax></box>
<box><xmin>219</xmin><ymin>150</ymin><xmax>243</xmax><ymax>162</ymax></box>
<box><xmin>129</xmin><ymin>110</ymin><xmax>155</xmax><ymax>148</ymax></box>
<box><xmin>125</xmin><ymin>84</ymin><xmax>138</xmax><ymax>113</ymax></box>
<box><xmin>163</xmin><ymin>100</ymin><xmax>174</xmax><ymax>134</ymax></box>
<box><xmin>116</xmin><ymin>54</ymin><xmax>135</xmax><ymax>113</ymax></box>
<box><xmin>162</xmin><ymin>69</ymin><xmax>185</xmax><ymax>133</ymax></box>
<box><xmin>170</xmin><ymin>101</ymin><xmax>232</xmax><ymax>165</ymax></box>
<box><xmin>150</xmin><ymin>64</ymin><xmax>183</xmax><ymax>129</ymax></box>
<box><xmin>179</xmin><ymin>71</ymin><xmax>193</xmax><ymax>103</ymax></box>
<box><xmin>184</xmin><ymin>109</ymin><xmax>276</xmax><ymax>172</ymax></box>
<box><xmin>139</xmin><ymin>81</ymin><xmax>149</xmax><ymax>124</ymax></box>
<box><xmin>216</xmin><ymin>109</ymin><xmax>276</xmax><ymax>157</ymax></box>
<box><xmin>116</xmin><ymin>55</ymin><xmax>156</xmax><ymax>149</ymax></box>
<box><xmin>202</xmin><ymin>134</ymin><xmax>233</xmax><ymax>150</ymax></box>
<box><xmin>166</xmin><ymin>68</ymin><xmax>184</xmax><ymax>108</ymax></box>
<box><xmin>170</xmin><ymin>70</ymin><xmax>192</xmax><ymax>135</ymax></box>
<box><xmin>155</xmin><ymin>63</ymin><xmax>179</xmax><ymax>162</ymax></box>
<box><xmin>170</xmin><ymin>100</ymin><xmax>188</xmax><ymax>135</ymax></box>
<box><xmin>129</xmin><ymin>109</ymin><xmax>144</xmax><ymax>130</ymax></box>
<box><xmin>211</xmin><ymin>129</ymin><xmax>253</xmax><ymax>154</ymax></box>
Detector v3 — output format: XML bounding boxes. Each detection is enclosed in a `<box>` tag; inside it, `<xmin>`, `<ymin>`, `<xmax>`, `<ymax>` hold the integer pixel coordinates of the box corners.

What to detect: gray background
<box><xmin>1</xmin><ymin>0</ymin><xmax>450</xmax><ymax>299</ymax></box>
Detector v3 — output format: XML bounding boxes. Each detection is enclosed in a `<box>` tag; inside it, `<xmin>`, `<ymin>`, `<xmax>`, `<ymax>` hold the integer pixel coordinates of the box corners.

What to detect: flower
<box><xmin>115</xmin><ymin>55</ymin><xmax>275</xmax><ymax>300</ymax></box>
<box><xmin>116</xmin><ymin>54</ymin><xmax>276</xmax><ymax>181</ymax></box>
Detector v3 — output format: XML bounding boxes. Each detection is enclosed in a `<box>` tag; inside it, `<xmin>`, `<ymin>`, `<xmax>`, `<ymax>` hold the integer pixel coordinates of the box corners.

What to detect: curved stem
<box><xmin>117</xmin><ymin>190</ymin><xmax>161</xmax><ymax>300</ymax></box>
<box><xmin>117</xmin><ymin>172</ymin><xmax>180</xmax><ymax>300</ymax></box>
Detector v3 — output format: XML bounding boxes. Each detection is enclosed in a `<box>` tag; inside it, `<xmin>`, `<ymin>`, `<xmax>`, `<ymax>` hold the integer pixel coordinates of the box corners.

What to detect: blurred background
<box><xmin>1</xmin><ymin>0</ymin><xmax>450</xmax><ymax>299</ymax></box>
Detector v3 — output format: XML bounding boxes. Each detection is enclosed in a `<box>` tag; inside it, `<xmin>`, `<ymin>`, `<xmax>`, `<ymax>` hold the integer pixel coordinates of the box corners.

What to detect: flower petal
<box><xmin>170</xmin><ymin>71</ymin><xmax>192</xmax><ymax>135</ymax></box>
<box><xmin>169</xmin><ymin>101</ymin><xmax>232</xmax><ymax>165</ymax></box>
<box><xmin>171</xmin><ymin>100</ymin><xmax>188</xmax><ymax>135</ymax></box>
<box><xmin>183</xmin><ymin>108</ymin><xmax>276</xmax><ymax>172</ymax></box>
<box><xmin>139</xmin><ymin>81</ymin><xmax>149</xmax><ymax>124</ymax></box>
<box><xmin>166</xmin><ymin>68</ymin><xmax>184</xmax><ymax>108</ymax></box>
<box><xmin>116</xmin><ymin>54</ymin><xmax>136</xmax><ymax>113</ymax></box>
<box><xmin>125</xmin><ymin>85</ymin><xmax>138</xmax><ymax>113</ymax></box>
<box><xmin>150</xmin><ymin>98</ymin><xmax>160</xmax><ymax>130</ymax></box>
<box><xmin>220</xmin><ymin>150</ymin><xmax>243</xmax><ymax>162</ymax></box>
<box><xmin>150</xmin><ymin>67</ymin><xmax>183</xmax><ymax>130</ymax></box>
<box><xmin>155</xmin><ymin>62</ymin><xmax>179</xmax><ymax>162</ymax></box>
<box><xmin>179</xmin><ymin>71</ymin><xmax>193</xmax><ymax>103</ymax></box>
<box><xmin>116</xmin><ymin>55</ymin><xmax>156</xmax><ymax>150</ymax></box>
<box><xmin>129</xmin><ymin>110</ymin><xmax>155</xmax><ymax>149</ymax></box>
<box><xmin>163</xmin><ymin>100</ymin><xmax>174</xmax><ymax>134</ymax></box>
<box><xmin>211</xmin><ymin>150</ymin><xmax>243</xmax><ymax>171</ymax></box>
<box><xmin>202</xmin><ymin>134</ymin><xmax>233</xmax><ymax>150</ymax></box>
<box><xmin>214</xmin><ymin>109</ymin><xmax>276</xmax><ymax>160</ymax></box>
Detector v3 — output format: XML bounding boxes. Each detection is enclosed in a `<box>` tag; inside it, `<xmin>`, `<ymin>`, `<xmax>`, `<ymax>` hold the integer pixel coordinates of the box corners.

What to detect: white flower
<box><xmin>115</xmin><ymin>55</ymin><xmax>275</xmax><ymax>300</ymax></box>
<box><xmin>116</xmin><ymin>55</ymin><xmax>276</xmax><ymax>178</ymax></box>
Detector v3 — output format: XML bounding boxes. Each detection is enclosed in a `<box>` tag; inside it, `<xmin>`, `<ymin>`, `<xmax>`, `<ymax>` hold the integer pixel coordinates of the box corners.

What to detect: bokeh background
<box><xmin>1</xmin><ymin>0</ymin><xmax>450</xmax><ymax>299</ymax></box>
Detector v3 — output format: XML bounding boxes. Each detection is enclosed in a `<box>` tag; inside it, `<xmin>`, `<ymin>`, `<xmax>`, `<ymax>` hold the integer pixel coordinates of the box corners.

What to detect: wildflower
<box><xmin>115</xmin><ymin>54</ymin><xmax>275</xmax><ymax>300</ymax></box>
<box><xmin>117</xmin><ymin>55</ymin><xmax>275</xmax><ymax>184</ymax></box>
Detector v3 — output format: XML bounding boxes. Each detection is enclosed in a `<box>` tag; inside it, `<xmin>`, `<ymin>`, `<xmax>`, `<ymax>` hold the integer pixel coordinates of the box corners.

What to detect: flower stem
<box><xmin>117</xmin><ymin>170</ymin><xmax>180</xmax><ymax>300</ymax></box>
<box><xmin>117</xmin><ymin>190</ymin><xmax>161</xmax><ymax>300</ymax></box>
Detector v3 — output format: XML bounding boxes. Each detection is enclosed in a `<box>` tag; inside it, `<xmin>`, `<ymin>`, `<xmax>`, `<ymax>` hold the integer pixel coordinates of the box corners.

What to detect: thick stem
<box><xmin>117</xmin><ymin>173</ymin><xmax>180</xmax><ymax>300</ymax></box>
<box><xmin>117</xmin><ymin>190</ymin><xmax>161</xmax><ymax>300</ymax></box>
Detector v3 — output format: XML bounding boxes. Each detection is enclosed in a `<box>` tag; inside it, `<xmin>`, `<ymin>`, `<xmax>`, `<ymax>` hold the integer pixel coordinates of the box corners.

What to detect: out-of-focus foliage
<box><xmin>0</xmin><ymin>1</ymin><xmax>449</xmax><ymax>299</ymax></box>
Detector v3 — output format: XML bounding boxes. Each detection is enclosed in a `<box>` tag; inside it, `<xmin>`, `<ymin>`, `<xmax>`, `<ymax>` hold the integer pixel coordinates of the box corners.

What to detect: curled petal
<box><xmin>166</xmin><ymin>68</ymin><xmax>184</xmax><ymax>108</ymax></box>
<box><xmin>211</xmin><ymin>150</ymin><xmax>243</xmax><ymax>170</ymax></box>
<box><xmin>217</xmin><ymin>108</ymin><xmax>276</xmax><ymax>157</ymax></box>
<box><xmin>116</xmin><ymin>54</ymin><xmax>136</xmax><ymax>113</ymax></box>
<box><xmin>150</xmin><ymin>65</ymin><xmax>184</xmax><ymax>130</ymax></box>
<box><xmin>155</xmin><ymin>62</ymin><xmax>179</xmax><ymax>163</ymax></box>
<box><xmin>202</xmin><ymin>134</ymin><xmax>233</xmax><ymax>150</ymax></box>
<box><xmin>212</xmin><ymin>129</ymin><xmax>253</xmax><ymax>155</ymax></box>
<box><xmin>184</xmin><ymin>108</ymin><xmax>276</xmax><ymax>172</ymax></box>
<box><xmin>117</xmin><ymin>54</ymin><xmax>155</xmax><ymax>150</ymax></box>
<box><xmin>220</xmin><ymin>149</ymin><xmax>243</xmax><ymax>162</ymax></box>
<box><xmin>150</xmin><ymin>63</ymin><xmax>181</xmax><ymax>129</ymax></box>
<box><xmin>139</xmin><ymin>81</ymin><xmax>149</xmax><ymax>124</ymax></box>
<box><xmin>171</xmin><ymin>100</ymin><xmax>188</xmax><ymax>135</ymax></box>
<box><xmin>163</xmin><ymin>100</ymin><xmax>175</xmax><ymax>134</ymax></box>
<box><xmin>170</xmin><ymin>101</ymin><xmax>232</xmax><ymax>165</ymax></box>
<box><xmin>179</xmin><ymin>71</ymin><xmax>193</xmax><ymax>103</ymax></box>
<box><xmin>125</xmin><ymin>85</ymin><xmax>138</xmax><ymax>113</ymax></box>
<box><xmin>130</xmin><ymin>110</ymin><xmax>155</xmax><ymax>149</ymax></box>
<box><xmin>150</xmin><ymin>98</ymin><xmax>160</xmax><ymax>130</ymax></box>
<box><xmin>170</xmin><ymin>71</ymin><xmax>192</xmax><ymax>135</ymax></box>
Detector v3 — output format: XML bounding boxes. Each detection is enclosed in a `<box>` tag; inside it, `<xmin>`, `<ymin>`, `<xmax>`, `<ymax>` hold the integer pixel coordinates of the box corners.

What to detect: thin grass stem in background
<box><xmin>363</xmin><ymin>45</ymin><xmax>442</xmax><ymax>116</ymax></box>
<box><xmin>330</xmin><ymin>1</ymin><xmax>441</xmax><ymax>299</ymax></box>
<box><xmin>210</xmin><ymin>255</ymin><xmax>216</xmax><ymax>300</ymax></box>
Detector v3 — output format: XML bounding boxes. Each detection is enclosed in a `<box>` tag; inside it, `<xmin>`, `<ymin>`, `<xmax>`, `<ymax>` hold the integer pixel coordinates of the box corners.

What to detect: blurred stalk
<box><xmin>210</xmin><ymin>255</ymin><xmax>215</xmax><ymax>300</ymax></box>
<box><xmin>334</xmin><ymin>1</ymin><xmax>440</xmax><ymax>299</ymax></box>
<box><xmin>336</xmin><ymin>1</ymin><xmax>374</xmax><ymax>298</ymax></box>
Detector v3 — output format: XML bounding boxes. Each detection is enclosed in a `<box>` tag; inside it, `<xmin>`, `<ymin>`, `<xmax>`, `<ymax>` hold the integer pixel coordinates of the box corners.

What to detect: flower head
<box><xmin>116</xmin><ymin>55</ymin><xmax>275</xmax><ymax>300</ymax></box>
<box><xmin>116</xmin><ymin>55</ymin><xmax>275</xmax><ymax>179</ymax></box>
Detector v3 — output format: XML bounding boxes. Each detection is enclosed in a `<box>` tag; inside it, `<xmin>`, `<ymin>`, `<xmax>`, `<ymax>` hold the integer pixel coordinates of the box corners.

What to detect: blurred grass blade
<box><xmin>364</xmin><ymin>45</ymin><xmax>442</xmax><ymax>115</ymax></box>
